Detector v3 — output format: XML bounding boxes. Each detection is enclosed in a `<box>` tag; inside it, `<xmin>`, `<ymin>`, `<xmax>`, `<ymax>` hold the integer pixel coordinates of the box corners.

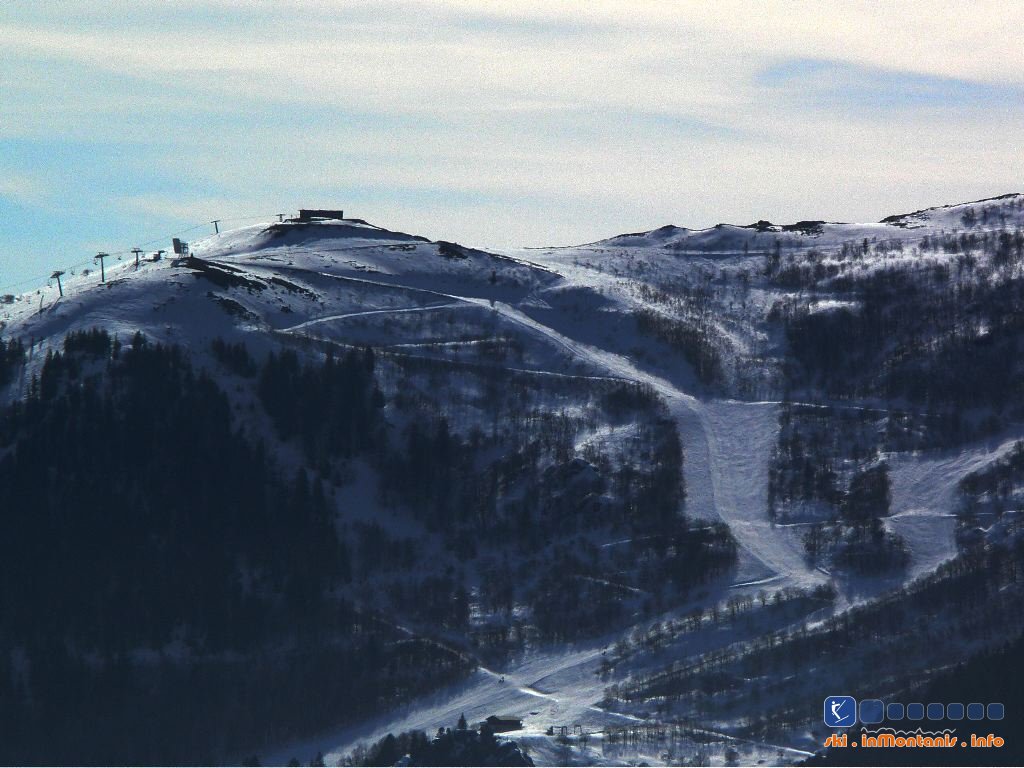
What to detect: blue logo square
<box><xmin>907</xmin><ymin>703</ymin><xmax>924</xmax><ymax>720</ymax></box>
<box><xmin>860</xmin><ymin>699</ymin><xmax>884</xmax><ymax>724</ymax></box>
<box><xmin>947</xmin><ymin>703</ymin><xmax>964</xmax><ymax>720</ymax></box>
<box><xmin>988</xmin><ymin>703</ymin><xmax>1004</xmax><ymax>720</ymax></box>
<box><xmin>824</xmin><ymin>696</ymin><xmax>857</xmax><ymax>727</ymax></box>
<box><xmin>886</xmin><ymin>703</ymin><xmax>905</xmax><ymax>720</ymax></box>
<box><xmin>927</xmin><ymin>703</ymin><xmax>945</xmax><ymax>720</ymax></box>
<box><xmin>967</xmin><ymin>703</ymin><xmax>985</xmax><ymax>720</ymax></box>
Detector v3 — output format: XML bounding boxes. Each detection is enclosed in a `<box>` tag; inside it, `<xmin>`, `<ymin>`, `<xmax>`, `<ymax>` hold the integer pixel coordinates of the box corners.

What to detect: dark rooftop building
<box><xmin>297</xmin><ymin>209</ymin><xmax>345</xmax><ymax>221</ymax></box>
<box><xmin>482</xmin><ymin>715</ymin><xmax>523</xmax><ymax>733</ymax></box>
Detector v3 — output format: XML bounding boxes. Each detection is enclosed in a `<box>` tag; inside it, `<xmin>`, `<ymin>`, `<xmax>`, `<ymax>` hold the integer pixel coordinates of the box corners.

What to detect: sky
<box><xmin>2</xmin><ymin>0</ymin><xmax>1024</xmax><ymax>293</ymax></box>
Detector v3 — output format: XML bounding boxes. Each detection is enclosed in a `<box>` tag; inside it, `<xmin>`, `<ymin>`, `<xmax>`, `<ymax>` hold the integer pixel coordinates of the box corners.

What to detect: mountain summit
<box><xmin>1</xmin><ymin>194</ymin><xmax>1023</xmax><ymax>765</ymax></box>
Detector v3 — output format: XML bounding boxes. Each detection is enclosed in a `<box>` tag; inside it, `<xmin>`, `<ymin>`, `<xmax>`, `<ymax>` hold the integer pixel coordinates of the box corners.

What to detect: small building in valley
<box><xmin>481</xmin><ymin>715</ymin><xmax>523</xmax><ymax>733</ymax></box>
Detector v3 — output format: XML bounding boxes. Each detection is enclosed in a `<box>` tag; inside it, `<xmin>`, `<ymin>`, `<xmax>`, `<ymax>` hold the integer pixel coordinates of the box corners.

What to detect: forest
<box><xmin>0</xmin><ymin>334</ymin><xmax>25</xmax><ymax>388</ymax></box>
<box><xmin>805</xmin><ymin>634</ymin><xmax>1024</xmax><ymax>766</ymax></box>
<box><xmin>766</xmin><ymin>404</ymin><xmax>909</xmax><ymax>573</ymax></box>
<box><xmin>0</xmin><ymin>330</ymin><xmax>468</xmax><ymax>764</ymax></box>
<box><xmin>774</xmin><ymin>226</ymin><xmax>1024</xmax><ymax>447</ymax></box>
<box><xmin>345</xmin><ymin>717</ymin><xmax>533</xmax><ymax>767</ymax></box>
<box><xmin>0</xmin><ymin>326</ymin><xmax>737</xmax><ymax>763</ymax></box>
<box><xmin>606</xmin><ymin>526</ymin><xmax>1024</xmax><ymax>738</ymax></box>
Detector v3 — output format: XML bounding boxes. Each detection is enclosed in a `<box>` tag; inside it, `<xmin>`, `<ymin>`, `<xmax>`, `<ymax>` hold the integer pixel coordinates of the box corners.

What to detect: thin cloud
<box><xmin>0</xmin><ymin>175</ymin><xmax>49</xmax><ymax>206</ymax></box>
<box><xmin>1</xmin><ymin>1</ymin><xmax>1023</xmax><ymax>276</ymax></box>
<box><xmin>758</xmin><ymin>58</ymin><xmax>1024</xmax><ymax>113</ymax></box>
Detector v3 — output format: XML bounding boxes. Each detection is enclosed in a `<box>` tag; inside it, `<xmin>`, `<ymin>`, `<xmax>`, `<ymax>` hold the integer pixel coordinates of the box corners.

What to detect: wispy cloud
<box><xmin>0</xmin><ymin>174</ymin><xmax>49</xmax><ymax>206</ymax></box>
<box><xmin>1</xmin><ymin>0</ymin><xmax>1023</xmax><ymax>286</ymax></box>
<box><xmin>758</xmin><ymin>58</ymin><xmax>1024</xmax><ymax>113</ymax></box>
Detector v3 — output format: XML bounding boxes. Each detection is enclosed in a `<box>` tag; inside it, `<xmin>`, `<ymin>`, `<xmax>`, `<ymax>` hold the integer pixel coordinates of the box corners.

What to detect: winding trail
<box><xmin>265</xmin><ymin>281</ymin><xmax>825</xmax><ymax>764</ymax></box>
<box><xmin>457</xmin><ymin>298</ymin><xmax>822</xmax><ymax>590</ymax></box>
<box><xmin>281</xmin><ymin>301</ymin><xmax>465</xmax><ymax>333</ymax></box>
<box><xmin>238</xmin><ymin>233</ymin><xmax>1014</xmax><ymax>764</ymax></box>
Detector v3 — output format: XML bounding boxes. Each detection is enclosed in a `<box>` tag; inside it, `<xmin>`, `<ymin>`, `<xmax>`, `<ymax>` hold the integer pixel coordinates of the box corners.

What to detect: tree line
<box><xmin>0</xmin><ymin>330</ymin><xmax>469</xmax><ymax>764</ymax></box>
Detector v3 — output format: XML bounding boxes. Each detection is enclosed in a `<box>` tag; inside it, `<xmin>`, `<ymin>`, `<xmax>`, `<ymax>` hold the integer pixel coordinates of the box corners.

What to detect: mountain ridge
<box><xmin>2</xmin><ymin>192</ymin><xmax>1024</xmax><ymax>765</ymax></box>
<box><xmin>595</xmin><ymin>192</ymin><xmax>1024</xmax><ymax>248</ymax></box>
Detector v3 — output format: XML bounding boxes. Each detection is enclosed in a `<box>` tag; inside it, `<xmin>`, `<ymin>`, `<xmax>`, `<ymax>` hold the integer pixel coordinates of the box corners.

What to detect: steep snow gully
<box><xmin>282</xmin><ymin>270</ymin><xmax>819</xmax><ymax>591</ymax></box>
<box><xmin>462</xmin><ymin>298</ymin><xmax>819</xmax><ymax>591</ymax></box>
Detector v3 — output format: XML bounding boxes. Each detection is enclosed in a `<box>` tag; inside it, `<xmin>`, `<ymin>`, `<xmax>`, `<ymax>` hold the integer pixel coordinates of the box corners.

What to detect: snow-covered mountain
<box><xmin>2</xmin><ymin>195</ymin><xmax>1024</xmax><ymax>766</ymax></box>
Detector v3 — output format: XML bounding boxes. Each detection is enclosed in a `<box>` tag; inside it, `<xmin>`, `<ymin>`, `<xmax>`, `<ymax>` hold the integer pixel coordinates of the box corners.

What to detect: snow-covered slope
<box><xmin>3</xmin><ymin>196</ymin><xmax>1024</xmax><ymax>766</ymax></box>
<box><xmin>596</xmin><ymin>192</ymin><xmax>1024</xmax><ymax>253</ymax></box>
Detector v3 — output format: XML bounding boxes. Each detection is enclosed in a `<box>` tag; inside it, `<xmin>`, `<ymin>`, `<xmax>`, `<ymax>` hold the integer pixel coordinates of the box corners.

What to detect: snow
<box><xmin>249</xmin><ymin>231</ymin><xmax>840</xmax><ymax>764</ymax></box>
<box><xmin>807</xmin><ymin>299</ymin><xmax>859</xmax><ymax>314</ymax></box>
<box><xmin>885</xmin><ymin>431</ymin><xmax>1024</xmax><ymax>580</ymax></box>
<box><xmin>5</xmin><ymin>197</ymin><xmax>1023</xmax><ymax>765</ymax></box>
<box><xmin>263</xmin><ymin>645</ymin><xmax>622</xmax><ymax>766</ymax></box>
<box><xmin>699</xmin><ymin>400</ymin><xmax>822</xmax><ymax>588</ymax></box>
